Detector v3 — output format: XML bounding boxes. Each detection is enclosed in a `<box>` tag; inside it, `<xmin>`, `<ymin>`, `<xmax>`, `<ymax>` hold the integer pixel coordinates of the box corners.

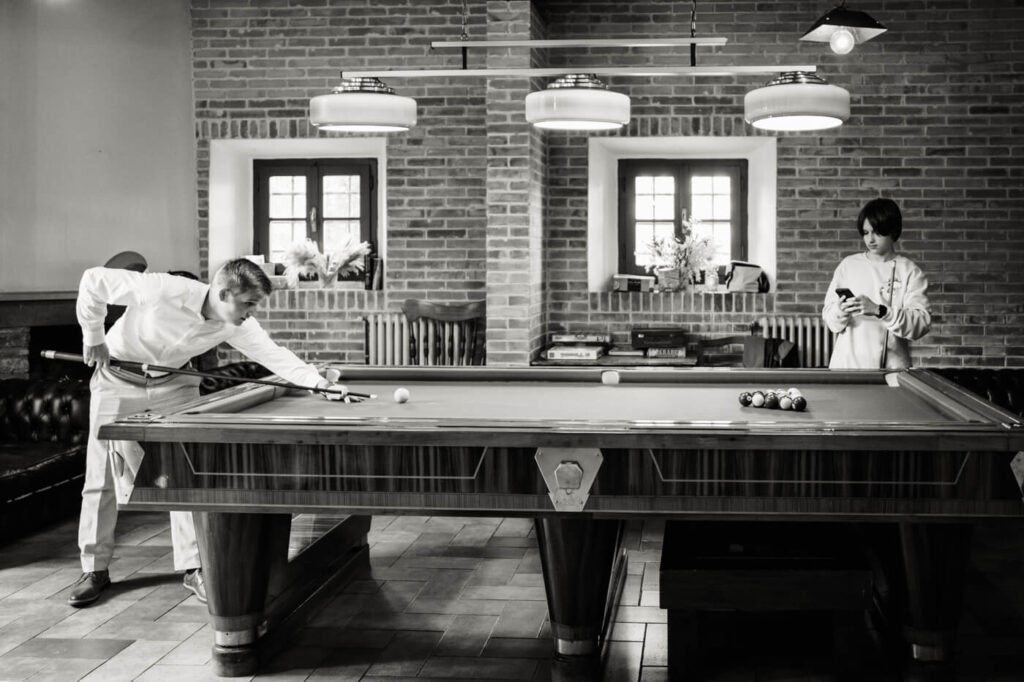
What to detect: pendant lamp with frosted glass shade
<box><xmin>744</xmin><ymin>71</ymin><xmax>850</xmax><ymax>132</ymax></box>
<box><xmin>310</xmin><ymin>77</ymin><xmax>416</xmax><ymax>132</ymax></box>
<box><xmin>525</xmin><ymin>74</ymin><xmax>630</xmax><ymax>131</ymax></box>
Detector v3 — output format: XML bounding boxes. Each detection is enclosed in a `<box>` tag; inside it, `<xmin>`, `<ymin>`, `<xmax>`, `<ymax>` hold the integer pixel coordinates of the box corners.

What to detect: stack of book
<box><xmin>646</xmin><ymin>346</ymin><xmax>690</xmax><ymax>360</ymax></box>
<box><xmin>544</xmin><ymin>333</ymin><xmax>611</xmax><ymax>361</ymax></box>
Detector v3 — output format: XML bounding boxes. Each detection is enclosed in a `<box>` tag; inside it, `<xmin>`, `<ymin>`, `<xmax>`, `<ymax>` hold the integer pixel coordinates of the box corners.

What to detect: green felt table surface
<box><xmin>236</xmin><ymin>380</ymin><xmax>949</xmax><ymax>426</ymax></box>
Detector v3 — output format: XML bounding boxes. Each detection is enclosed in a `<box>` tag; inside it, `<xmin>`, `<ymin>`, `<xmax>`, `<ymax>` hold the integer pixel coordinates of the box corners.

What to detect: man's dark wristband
<box><xmin>876</xmin><ymin>304</ymin><xmax>888</xmax><ymax>318</ymax></box>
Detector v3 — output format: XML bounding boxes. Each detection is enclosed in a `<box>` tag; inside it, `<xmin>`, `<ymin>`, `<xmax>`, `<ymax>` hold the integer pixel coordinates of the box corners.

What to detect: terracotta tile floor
<box><xmin>0</xmin><ymin>513</ymin><xmax>1022</xmax><ymax>681</ymax></box>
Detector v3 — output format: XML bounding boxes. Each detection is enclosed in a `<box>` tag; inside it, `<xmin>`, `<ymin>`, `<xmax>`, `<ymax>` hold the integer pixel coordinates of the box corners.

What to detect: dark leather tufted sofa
<box><xmin>0</xmin><ymin>361</ymin><xmax>269</xmax><ymax>546</ymax></box>
<box><xmin>0</xmin><ymin>377</ymin><xmax>90</xmax><ymax>545</ymax></box>
<box><xmin>933</xmin><ymin>368</ymin><xmax>1024</xmax><ymax>417</ymax></box>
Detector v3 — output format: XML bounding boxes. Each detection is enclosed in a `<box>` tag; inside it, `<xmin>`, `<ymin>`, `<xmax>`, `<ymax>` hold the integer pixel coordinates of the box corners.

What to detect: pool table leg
<box><xmin>898</xmin><ymin>522</ymin><xmax>973</xmax><ymax>663</ymax></box>
<box><xmin>535</xmin><ymin>517</ymin><xmax>623</xmax><ymax>658</ymax></box>
<box><xmin>193</xmin><ymin>511</ymin><xmax>291</xmax><ymax>677</ymax></box>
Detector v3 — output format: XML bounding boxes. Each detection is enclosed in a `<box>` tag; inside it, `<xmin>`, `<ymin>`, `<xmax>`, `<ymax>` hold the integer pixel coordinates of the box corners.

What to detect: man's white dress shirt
<box><xmin>77</xmin><ymin>267</ymin><xmax>322</xmax><ymax>387</ymax></box>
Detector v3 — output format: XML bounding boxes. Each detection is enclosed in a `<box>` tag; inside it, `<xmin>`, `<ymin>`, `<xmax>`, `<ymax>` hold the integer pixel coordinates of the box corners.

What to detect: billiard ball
<box><xmin>601</xmin><ymin>370</ymin><xmax>621</xmax><ymax>385</ymax></box>
<box><xmin>764</xmin><ymin>393</ymin><xmax>779</xmax><ymax>409</ymax></box>
<box><xmin>792</xmin><ymin>396</ymin><xmax>807</xmax><ymax>411</ymax></box>
<box><xmin>751</xmin><ymin>391</ymin><xmax>765</xmax><ymax>407</ymax></box>
<box><xmin>779</xmin><ymin>396</ymin><xmax>793</xmax><ymax>410</ymax></box>
<box><xmin>394</xmin><ymin>387</ymin><xmax>411</xmax><ymax>404</ymax></box>
<box><xmin>738</xmin><ymin>391</ymin><xmax>752</xmax><ymax>406</ymax></box>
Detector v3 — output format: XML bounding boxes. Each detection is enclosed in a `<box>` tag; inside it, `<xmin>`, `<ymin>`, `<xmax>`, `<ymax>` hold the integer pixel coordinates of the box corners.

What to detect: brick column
<box><xmin>484</xmin><ymin>1</ymin><xmax>546</xmax><ymax>366</ymax></box>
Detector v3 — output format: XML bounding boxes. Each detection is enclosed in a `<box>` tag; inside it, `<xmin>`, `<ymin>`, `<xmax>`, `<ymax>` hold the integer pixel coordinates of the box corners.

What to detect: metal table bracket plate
<box><xmin>534</xmin><ymin>447</ymin><xmax>603</xmax><ymax>512</ymax></box>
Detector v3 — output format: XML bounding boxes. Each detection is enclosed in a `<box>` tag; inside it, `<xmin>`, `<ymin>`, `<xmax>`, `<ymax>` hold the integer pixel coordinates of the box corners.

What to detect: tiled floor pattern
<box><xmin>0</xmin><ymin>513</ymin><xmax>1022</xmax><ymax>681</ymax></box>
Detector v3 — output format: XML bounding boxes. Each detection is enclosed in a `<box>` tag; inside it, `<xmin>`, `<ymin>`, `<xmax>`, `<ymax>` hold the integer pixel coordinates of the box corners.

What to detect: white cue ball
<box><xmin>394</xmin><ymin>387</ymin><xmax>410</xmax><ymax>404</ymax></box>
<box><xmin>601</xmin><ymin>370</ymin><xmax>621</xmax><ymax>385</ymax></box>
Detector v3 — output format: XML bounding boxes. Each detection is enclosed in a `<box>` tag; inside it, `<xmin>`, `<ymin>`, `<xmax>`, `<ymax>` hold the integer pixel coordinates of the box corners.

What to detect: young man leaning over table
<box><xmin>70</xmin><ymin>259</ymin><xmax>345</xmax><ymax>607</ymax></box>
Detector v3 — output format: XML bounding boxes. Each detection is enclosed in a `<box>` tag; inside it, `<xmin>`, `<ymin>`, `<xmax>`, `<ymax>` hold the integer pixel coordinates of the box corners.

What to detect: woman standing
<box><xmin>822</xmin><ymin>198</ymin><xmax>932</xmax><ymax>369</ymax></box>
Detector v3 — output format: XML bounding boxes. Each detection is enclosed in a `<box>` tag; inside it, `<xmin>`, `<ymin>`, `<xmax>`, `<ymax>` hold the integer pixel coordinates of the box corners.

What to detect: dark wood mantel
<box><xmin>0</xmin><ymin>292</ymin><xmax>78</xmax><ymax>328</ymax></box>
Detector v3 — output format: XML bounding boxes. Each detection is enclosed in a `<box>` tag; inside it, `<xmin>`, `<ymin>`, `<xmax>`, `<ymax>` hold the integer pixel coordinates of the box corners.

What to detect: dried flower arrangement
<box><xmin>282</xmin><ymin>235</ymin><xmax>372</xmax><ymax>288</ymax></box>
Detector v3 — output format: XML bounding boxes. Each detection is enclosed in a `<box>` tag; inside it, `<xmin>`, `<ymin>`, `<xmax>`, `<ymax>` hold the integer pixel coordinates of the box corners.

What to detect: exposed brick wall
<box><xmin>483</xmin><ymin>1</ymin><xmax>546</xmax><ymax>365</ymax></box>
<box><xmin>186</xmin><ymin>0</ymin><xmax>1023</xmax><ymax>369</ymax></box>
<box><xmin>0</xmin><ymin>329</ymin><xmax>29</xmax><ymax>378</ymax></box>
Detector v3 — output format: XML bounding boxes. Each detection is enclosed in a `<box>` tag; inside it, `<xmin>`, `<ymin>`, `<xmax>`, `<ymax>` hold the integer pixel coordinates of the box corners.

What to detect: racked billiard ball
<box><xmin>764</xmin><ymin>393</ymin><xmax>779</xmax><ymax>409</ymax></box>
<box><xmin>750</xmin><ymin>391</ymin><xmax>765</xmax><ymax>407</ymax></box>
<box><xmin>792</xmin><ymin>395</ymin><xmax>807</xmax><ymax>411</ymax></box>
<box><xmin>738</xmin><ymin>391</ymin><xmax>752</xmax><ymax>406</ymax></box>
<box><xmin>779</xmin><ymin>396</ymin><xmax>793</xmax><ymax>410</ymax></box>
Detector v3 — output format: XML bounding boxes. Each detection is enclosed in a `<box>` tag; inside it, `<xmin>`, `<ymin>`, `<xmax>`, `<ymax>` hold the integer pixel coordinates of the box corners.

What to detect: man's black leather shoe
<box><xmin>183</xmin><ymin>568</ymin><xmax>207</xmax><ymax>604</ymax></box>
<box><xmin>68</xmin><ymin>570</ymin><xmax>111</xmax><ymax>607</ymax></box>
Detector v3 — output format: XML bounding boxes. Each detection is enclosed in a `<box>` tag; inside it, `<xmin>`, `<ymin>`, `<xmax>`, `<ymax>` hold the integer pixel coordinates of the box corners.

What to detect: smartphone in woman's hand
<box><xmin>835</xmin><ymin>287</ymin><xmax>855</xmax><ymax>301</ymax></box>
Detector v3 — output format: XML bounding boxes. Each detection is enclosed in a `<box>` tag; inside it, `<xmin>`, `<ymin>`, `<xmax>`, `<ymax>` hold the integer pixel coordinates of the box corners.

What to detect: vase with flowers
<box><xmin>639</xmin><ymin>218</ymin><xmax>717</xmax><ymax>292</ymax></box>
<box><xmin>282</xmin><ymin>235</ymin><xmax>372</xmax><ymax>288</ymax></box>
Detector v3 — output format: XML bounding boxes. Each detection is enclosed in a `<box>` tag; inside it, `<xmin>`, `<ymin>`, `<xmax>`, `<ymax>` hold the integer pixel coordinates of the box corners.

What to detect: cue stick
<box><xmin>40</xmin><ymin>350</ymin><xmax>376</xmax><ymax>400</ymax></box>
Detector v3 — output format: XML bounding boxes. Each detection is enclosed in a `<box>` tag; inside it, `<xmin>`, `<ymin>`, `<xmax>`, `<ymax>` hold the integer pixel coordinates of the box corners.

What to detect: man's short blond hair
<box><xmin>215</xmin><ymin>259</ymin><xmax>273</xmax><ymax>297</ymax></box>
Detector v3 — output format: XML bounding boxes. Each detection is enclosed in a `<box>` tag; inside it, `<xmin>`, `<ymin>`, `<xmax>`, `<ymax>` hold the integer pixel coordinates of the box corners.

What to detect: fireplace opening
<box><xmin>29</xmin><ymin>324</ymin><xmax>91</xmax><ymax>380</ymax></box>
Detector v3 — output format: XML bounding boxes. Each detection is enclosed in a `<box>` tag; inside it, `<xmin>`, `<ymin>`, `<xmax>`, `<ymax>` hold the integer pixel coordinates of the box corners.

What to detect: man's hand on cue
<box><xmin>83</xmin><ymin>343</ymin><xmax>110</xmax><ymax>369</ymax></box>
<box><xmin>313</xmin><ymin>379</ymin><xmax>365</xmax><ymax>403</ymax></box>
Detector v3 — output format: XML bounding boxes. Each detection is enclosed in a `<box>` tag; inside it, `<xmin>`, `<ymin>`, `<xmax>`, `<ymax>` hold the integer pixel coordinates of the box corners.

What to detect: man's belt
<box><xmin>109</xmin><ymin>362</ymin><xmax>189</xmax><ymax>386</ymax></box>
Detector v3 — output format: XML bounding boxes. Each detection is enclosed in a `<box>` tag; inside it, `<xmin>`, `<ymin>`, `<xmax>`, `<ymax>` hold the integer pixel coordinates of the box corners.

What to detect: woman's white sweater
<box><xmin>822</xmin><ymin>253</ymin><xmax>932</xmax><ymax>369</ymax></box>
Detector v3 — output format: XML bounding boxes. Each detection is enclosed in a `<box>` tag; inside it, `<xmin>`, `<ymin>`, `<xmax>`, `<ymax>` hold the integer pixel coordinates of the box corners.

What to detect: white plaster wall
<box><xmin>0</xmin><ymin>0</ymin><xmax>196</xmax><ymax>292</ymax></box>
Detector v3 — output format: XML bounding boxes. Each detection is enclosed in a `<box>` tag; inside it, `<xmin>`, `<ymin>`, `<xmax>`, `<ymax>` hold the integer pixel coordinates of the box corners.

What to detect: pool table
<box><xmin>100</xmin><ymin>366</ymin><xmax>1024</xmax><ymax>676</ymax></box>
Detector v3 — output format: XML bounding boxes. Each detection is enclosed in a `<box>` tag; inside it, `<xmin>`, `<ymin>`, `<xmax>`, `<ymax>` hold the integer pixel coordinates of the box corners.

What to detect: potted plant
<box><xmin>639</xmin><ymin>218</ymin><xmax>717</xmax><ymax>292</ymax></box>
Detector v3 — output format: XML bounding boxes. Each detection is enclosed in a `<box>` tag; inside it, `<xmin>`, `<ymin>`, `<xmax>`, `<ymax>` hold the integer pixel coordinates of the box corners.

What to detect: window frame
<box><xmin>617</xmin><ymin>158</ymin><xmax>748</xmax><ymax>277</ymax></box>
<box><xmin>253</xmin><ymin>158</ymin><xmax>377</xmax><ymax>280</ymax></box>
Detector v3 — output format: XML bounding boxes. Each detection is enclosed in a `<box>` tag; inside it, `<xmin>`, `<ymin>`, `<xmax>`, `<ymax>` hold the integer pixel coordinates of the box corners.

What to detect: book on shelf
<box><xmin>545</xmin><ymin>345</ymin><xmax>607</xmax><ymax>361</ymax></box>
<box><xmin>646</xmin><ymin>346</ymin><xmax>688</xmax><ymax>359</ymax></box>
<box><xmin>550</xmin><ymin>332</ymin><xmax>612</xmax><ymax>345</ymax></box>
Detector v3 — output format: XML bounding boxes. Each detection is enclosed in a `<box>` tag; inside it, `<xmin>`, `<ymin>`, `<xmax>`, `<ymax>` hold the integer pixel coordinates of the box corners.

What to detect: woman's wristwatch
<box><xmin>875</xmin><ymin>304</ymin><xmax>888</xmax><ymax>318</ymax></box>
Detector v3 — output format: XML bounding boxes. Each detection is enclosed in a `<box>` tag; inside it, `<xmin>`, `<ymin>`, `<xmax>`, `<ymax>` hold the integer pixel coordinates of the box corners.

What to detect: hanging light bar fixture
<box><xmin>308</xmin><ymin>0</ymin><xmax>847</xmax><ymax>135</ymax></box>
<box><xmin>309</xmin><ymin>77</ymin><xmax>416</xmax><ymax>132</ymax></box>
<box><xmin>328</xmin><ymin>59</ymin><xmax>820</xmax><ymax>136</ymax></box>
<box><xmin>337</xmin><ymin>65</ymin><xmax>817</xmax><ymax>80</ymax></box>
<box><xmin>800</xmin><ymin>1</ymin><xmax>887</xmax><ymax>55</ymax></box>
<box><xmin>743</xmin><ymin>71</ymin><xmax>850</xmax><ymax>132</ymax></box>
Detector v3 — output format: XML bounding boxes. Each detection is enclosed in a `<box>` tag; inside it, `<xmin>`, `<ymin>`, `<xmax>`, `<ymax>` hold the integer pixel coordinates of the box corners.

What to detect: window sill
<box><xmin>608</xmin><ymin>285</ymin><xmax>745</xmax><ymax>295</ymax></box>
<box><xmin>268</xmin><ymin>277</ymin><xmax>370</xmax><ymax>291</ymax></box>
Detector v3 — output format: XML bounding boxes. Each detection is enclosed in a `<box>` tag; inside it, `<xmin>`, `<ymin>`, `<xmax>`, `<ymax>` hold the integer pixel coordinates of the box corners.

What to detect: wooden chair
<box><xmin>693</xmin><ymin>335</ymin><xmax>753</xmax><ymax>367</ymax></box>
<box><xmin>401</xmin><ymin>299</ymin><xmax>486</xmax><ymax>366</ymax></box>
<box><xmin>694</xmin><ymin>332</ymin><xmax>799</xmax><ymax>368</ymax></box>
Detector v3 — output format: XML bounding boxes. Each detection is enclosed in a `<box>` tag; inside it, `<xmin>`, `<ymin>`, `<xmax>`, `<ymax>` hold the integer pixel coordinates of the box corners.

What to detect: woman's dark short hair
<box><xmin>857</xmin><ymin>198</ymin><xmax>902</xmax><ymax>240</ymax></box>
<box><xmin>215</xmin><ymin>259</ymin><xmax>273</xmax><ymax>297</ymax></box>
